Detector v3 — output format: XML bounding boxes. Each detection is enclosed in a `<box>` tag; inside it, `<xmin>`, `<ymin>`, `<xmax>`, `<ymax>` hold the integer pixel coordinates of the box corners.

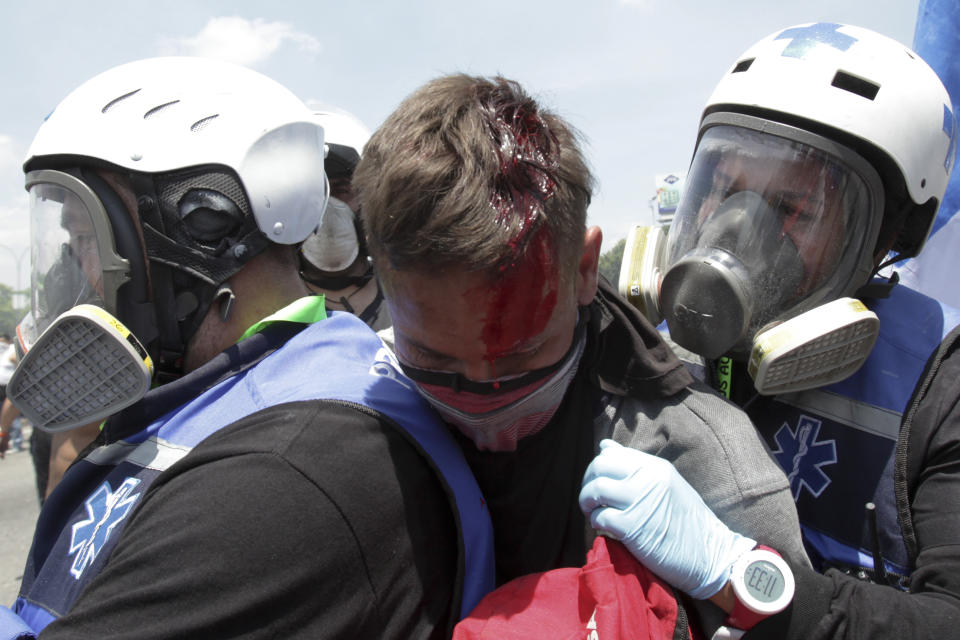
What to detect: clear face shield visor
<box><xmin>8</xmin><ymin>170</ymin><xmax>152</xmax><ymax>432</ymax></box>
<box><xmin>23</xmin><ymin>170</ymin><xmax>131</xmax><ymax>347</ymax></box>
<box><xmin>661</xmin><ymin>120</ymin><xmax>883</xmax><ymax>359</ymax></box>
<box><xmin>618</xmin><ymin>117</ymin><xmax>886</xmax><ymax>394</ymax></box>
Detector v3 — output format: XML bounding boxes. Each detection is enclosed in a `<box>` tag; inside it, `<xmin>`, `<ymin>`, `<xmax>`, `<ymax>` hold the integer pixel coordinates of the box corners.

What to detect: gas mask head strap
<box><xmin>74</xmin><ymin>168</ymin><xmax>158</xmax><ymax>345</ymax></box>
<box><xmin>300</xmin><ymin>264</ymin><xmax>375</xmax><ymax>291</ymax></box>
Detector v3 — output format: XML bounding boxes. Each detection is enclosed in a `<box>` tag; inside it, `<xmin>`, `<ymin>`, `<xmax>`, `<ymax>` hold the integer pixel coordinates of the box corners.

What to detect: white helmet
<box><xmin>22</xmin><ymin>57</ymin><xmax>330</xmax><ymax>378</ymax></box>
<box><xmin>703</xmin><ymin>22</ymin><xmax>956</xmax><ymax>258</ymax></box>
<box><xmin>655</xmin><ymin>23</ymin><xmax>957</xmax><ymax>359</ymax></box>
<box><xmin>26</xmin><ymin>56</ymin><xmax>328</xmax><ymax>245</ymax></box>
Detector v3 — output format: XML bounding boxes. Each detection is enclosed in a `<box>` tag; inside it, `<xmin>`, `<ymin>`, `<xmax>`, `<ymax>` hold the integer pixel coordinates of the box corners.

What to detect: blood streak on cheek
<box><xmin>468</xmin><ymin>231</ymin><xmax>559</xmax><ymax>386</ymax></box>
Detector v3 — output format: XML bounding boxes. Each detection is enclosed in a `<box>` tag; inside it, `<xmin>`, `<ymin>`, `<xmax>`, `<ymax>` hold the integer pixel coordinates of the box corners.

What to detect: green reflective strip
<box><xmin>238</xmin><ymin>295</ymin><xmax>327</xmax><ymax>342</ymax></box>
<box><xmin>716</xmin><ymin>356</ymin><xmax>733</xmax><ymax>399</ymax></box>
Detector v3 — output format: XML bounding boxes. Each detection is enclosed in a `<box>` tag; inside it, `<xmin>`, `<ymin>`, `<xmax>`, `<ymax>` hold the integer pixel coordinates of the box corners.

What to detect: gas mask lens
<box><xmin>660</xmin><ymin>124</ymin><xmax>876</xmax><ymax>358</ymax></box>
<box><xmin>27</xmin><ymin>180</ymin><xmax>109</xmax><ymax>343</ymax></box>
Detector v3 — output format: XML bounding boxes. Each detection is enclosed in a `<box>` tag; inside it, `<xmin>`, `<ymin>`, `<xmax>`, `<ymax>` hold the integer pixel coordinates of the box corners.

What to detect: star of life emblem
<box><xmin>68</xmin><ymin>477</ymin><xmax>143</xmax><ymax>579</ymax></box>
<box><xmin>770</xmin><ymin>415</ymin><xmax>838</xmax><ymax>500</ymax></box>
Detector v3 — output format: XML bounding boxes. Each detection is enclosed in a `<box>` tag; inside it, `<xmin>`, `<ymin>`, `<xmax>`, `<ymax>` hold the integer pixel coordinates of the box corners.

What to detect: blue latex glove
<box><xmin>579</xmin><ymin>439</ymin><xmax>756</xmax><ymax>599</ymax></box>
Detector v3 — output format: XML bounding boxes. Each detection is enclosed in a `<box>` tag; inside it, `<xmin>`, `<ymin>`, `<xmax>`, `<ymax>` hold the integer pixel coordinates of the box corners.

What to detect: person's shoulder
<box><xmin>195</xmin><ymin>399</ymin><xmax>428</xmax><ymax>472</ymax></box>
<box><xmin>934</xmin><ymin>322</ymin><xmax>960</xmax><ymax>375</ymax></box>
<box><xmin>909</xmin><ymin>321</ymin><xmax>960</xmax><ymax>436</ymax></box>
<box><xmin>606</xmin><ymin>379</ymin><xmax>789</xmax><ymax>497</ymax></box>
<box><xmin>611</xmin><ymin>372</ymin><xmax>750</xmax><ymax>429</ymax></box>
<box><xmin>605</xmin><ymin>378</ymin><xmax>761</xmax><ymax>461</ymax></box>
<box><xmin>190</xmin><ymin>399</ymin><xmax>452</xmax><ymax>519</ymax></box>
<box><xmin>179</xmin><ymin>397</ymin><xmax>459</xmax><ymax>637</ymax></box>
<box><xmin>60</xmin><ymin>419</ymin><xmax>447</xmax><ymax>640</ymax></box>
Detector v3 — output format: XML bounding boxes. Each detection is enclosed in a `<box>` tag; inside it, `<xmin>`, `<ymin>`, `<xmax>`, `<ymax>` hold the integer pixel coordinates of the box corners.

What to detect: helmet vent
<box><xmin>732</xmin><ymin>58</ymin><xmax>755</xmax><ymax>74</ymax></box>
<box><xmin>190</xmin><ymin>115</ymin><xmax>220</xmax><ymax>133</ymax></box>
<box><xmin>144</xmin><ymin>100</ymin><xmax>181</xmax><ymax>119</ymax></box>
<box><xmin>101</xmin><ymin>89</ymin><xmax>141</xmax><ymax>114</ymax></box>
<box><xmin>831</xmin><ymin>71</ymin><xmax>880</xmax><ymax>101</ymax></box>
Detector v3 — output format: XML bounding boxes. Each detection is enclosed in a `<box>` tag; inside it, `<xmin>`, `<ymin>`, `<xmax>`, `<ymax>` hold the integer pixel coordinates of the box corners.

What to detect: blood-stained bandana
<box><xmin>403</xmin><ymin>319</ymin><xmax>586</xmax><ymax>452</ymax></box>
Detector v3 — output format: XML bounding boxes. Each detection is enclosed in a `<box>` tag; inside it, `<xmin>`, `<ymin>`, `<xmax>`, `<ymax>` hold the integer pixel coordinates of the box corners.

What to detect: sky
<box><xmin>0</xmin><ymin>0</ymin><xmax>920</xmax><ymax>295</ymax></box>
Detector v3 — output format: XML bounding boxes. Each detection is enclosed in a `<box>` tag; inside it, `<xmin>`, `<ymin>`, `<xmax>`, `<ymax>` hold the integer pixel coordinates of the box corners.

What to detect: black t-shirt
<box><xmin>41</xmin><ymin>400</ymin><xmax>458</xmax><ymax>640</ymax></box>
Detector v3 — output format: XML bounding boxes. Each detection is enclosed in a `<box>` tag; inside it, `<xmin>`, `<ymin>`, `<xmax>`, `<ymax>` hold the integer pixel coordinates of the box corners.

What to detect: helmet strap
<box><xmin>72</xmin><ymin>168</ymin><xmax>159</xmax><ymax>350</ymax></box>
<box><xmin>132</xmin><ymin>175</ymin><xmax>188</xmax><ymax>379</ymax></box>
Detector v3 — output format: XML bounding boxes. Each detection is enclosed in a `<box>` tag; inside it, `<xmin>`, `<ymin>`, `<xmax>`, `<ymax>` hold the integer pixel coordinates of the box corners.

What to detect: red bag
<box><xmin>454</xmin><ymin>536</ymin><xmax>693</xmax><ymax>640</ymax></box>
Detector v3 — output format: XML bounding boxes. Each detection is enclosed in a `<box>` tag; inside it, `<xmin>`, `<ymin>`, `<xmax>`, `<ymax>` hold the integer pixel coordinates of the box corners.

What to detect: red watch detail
<box><xmin>727</xmin><ymin>596</ymin><xmax>769</xmax><ymax>631</ymax></box>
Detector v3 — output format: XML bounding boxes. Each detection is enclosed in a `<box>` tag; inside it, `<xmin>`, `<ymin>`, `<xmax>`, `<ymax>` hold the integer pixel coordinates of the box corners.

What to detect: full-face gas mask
<box><xmin>620</xmin><ymin>116</ymin><xmax>886</xmax><ymax>394</ymax></box>
<box><xmin>659</xmin><ymin>189</ymin><xmax>806</xmax><ymax>358</ymax></box>
<box><xmin>7</xmin><ymin>56</ymin><xmax>330</xmax><ymax>432</ymax></box>
<box><xmin>7</xmin><ymin>169</ymin><xmax>155</xmax><ymax>431</ymax></box>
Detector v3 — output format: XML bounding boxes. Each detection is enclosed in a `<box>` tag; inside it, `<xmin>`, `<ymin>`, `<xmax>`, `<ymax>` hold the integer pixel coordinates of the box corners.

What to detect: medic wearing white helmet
<box><xmin>20</xmin><ymin>56</ymin><xmax>329</xmax><ymax>382</ymax></box>
<box><xmin>299</xmin><ymin>110</ymin><xmax>391</xmax><ymax>329</ymax></box>
<box><xmin>616</xmin><ymin>22</ymin><xmax>960</xmax><ymax>639</ymax></box>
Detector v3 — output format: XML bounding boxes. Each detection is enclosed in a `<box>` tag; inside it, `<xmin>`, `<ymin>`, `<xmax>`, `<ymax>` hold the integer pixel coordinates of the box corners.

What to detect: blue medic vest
<box><xmin>1</xmin><ymin>311</ymin><xmax>495</xmax><ymax>637</ymax></box>
<box><xmin>745</xmin><ymin>284</ymin><xmax>960</xmax><ymax>579</ymax></box>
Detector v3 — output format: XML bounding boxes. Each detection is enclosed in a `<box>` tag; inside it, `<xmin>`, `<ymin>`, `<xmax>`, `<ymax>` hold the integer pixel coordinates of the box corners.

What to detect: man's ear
<box><xmin>576</xmin><ymin>226</ymin><xmax>603</xmax><ymax>306</ymax></box>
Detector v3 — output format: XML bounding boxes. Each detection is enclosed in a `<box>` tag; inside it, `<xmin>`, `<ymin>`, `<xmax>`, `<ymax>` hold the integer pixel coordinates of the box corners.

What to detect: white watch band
<box><xmin>711</xmin><ymin>625</ymin><xmax>745</xmax><ymax>640</ymax></box>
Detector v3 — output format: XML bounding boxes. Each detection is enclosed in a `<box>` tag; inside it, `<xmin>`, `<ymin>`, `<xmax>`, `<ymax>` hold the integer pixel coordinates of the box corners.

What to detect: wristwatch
<box><xmin>726</xmin><ymin>545</ymin><xmax>795</xmax><ymax>631</ymax></box>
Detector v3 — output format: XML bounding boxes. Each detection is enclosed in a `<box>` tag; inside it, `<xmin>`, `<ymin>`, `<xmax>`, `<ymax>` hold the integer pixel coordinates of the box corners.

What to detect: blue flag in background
<box><xmin>895</xmin><ymin>0</ymin><xmax>960</xmax><ymax>307</ymax></box>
